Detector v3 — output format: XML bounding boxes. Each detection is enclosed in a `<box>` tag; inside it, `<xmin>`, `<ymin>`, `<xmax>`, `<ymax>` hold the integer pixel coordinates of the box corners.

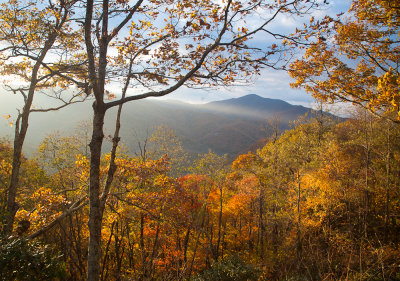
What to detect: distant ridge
<box><xmin>208</xmin><ymin>94</ymin><xmax>291</xmax><ymax>107</ymax></box>
<box><xmin>202</xmin><ymin>94</ymin><xmax>312</xmax><ymax>122</ymax></box>
<box><xmin>0</xmin><ymin>93</ymin><xmax>338</xmax><ymax>156</ymax></box>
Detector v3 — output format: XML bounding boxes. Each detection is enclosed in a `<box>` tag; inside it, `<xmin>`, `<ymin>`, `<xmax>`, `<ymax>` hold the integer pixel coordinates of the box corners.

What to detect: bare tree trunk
<box><xmin>87</xmin><ymin>96</ymin><xmax>123</xmax><ymax>281</ymax></box>
<box><xmin>5</xmin><ymin>115</ymin><xmax>25</xmax><ymax>234</ymax></box>
<box><xmin>258</xmin><ymin>181</ymin><xmax>264</xmax><ymax>259</ymax></box>
<box><xmin>148</xmin><ymin>221</ymin><xmax>161</xmax><ymax>280</ymax></box>
<box><xmin>183</xmin><ymin>226</ymin><xmax>191</xmax><ymax>265</ymax></box>
<box><xmin>363</xmin><ymin>112</ymin><xmax>372</xmax><ymax>239</ymax></box>
<box><xmin>140</xmin><ymin>214</ymin><xmax>147</xmax><ymax>279</ymax></box>
<box><xmin>114</xmin><ymin>222</ymin><xmax>124</xmax><ymax>281</ymax></box>
<box><xmin>215</xmin><ymin>183</ymin><xmax>223</xmax><ymax>261</ymax></box>
<box><xmin>297</xmin><ymin>171</ymin><xmax>302</xmax><ymax>256</ymax></box>
<box><xmin>84</xmin><ymin>0</ymin><xmax>106</xmax><ymax>270</ymax></box>
<box><xmin>187</xmin><ymin>208</ymin><xmax>206</xmax><ymax>279</ymax></box>
<box><xmin>87</xmin><ymin>106</ymin><xmax>106</xmax><ymax>281</ymax></box>
<box><xmin>101</xmin><ymin>221</ymin><xmax>115</xmax><ymax>281</ymax></box>
<box><xmin>384</xmin><ymin>121</ymin><xmax>391</xmax><ymax>242</ymax></box>
<box><xmin>4</xmin><ymin>35</ymin><xmax>59</xmax><ymax>234</ymax></box>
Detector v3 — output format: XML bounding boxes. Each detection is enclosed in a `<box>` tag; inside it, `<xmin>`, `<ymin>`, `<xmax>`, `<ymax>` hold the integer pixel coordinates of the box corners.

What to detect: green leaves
<box><xmin>0</xmin><ymin>236</ymin><xmax>66</xmax><ymax>281</ymax></box>
<box><xmin>191</xmin><ymin>255</ymin><xmax>261</xmax><ymax>281</ymax></box>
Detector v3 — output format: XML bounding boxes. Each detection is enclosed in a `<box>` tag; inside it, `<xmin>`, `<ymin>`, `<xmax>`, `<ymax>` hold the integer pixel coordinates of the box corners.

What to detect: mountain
<box><xmin>201</xmin><ymin>94</ymin><xmax>311</xmax><ymax>122</ymax></box>
<box><xmin>0</xmin><ymin>94</ymin><xmax>335</xmax><ymax>156</ymax></box>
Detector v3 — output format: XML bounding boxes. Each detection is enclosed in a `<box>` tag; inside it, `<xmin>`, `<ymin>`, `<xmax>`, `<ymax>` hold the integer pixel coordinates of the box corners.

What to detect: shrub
<box><xmin>0</xmin><ymin>236</ymin><xmax>66</xmax><ymax>281</ymax></box>
<box><xmin>192</xmin><ymin>255</ymin><xmax>261</xmax><ymax>281</ymax></box>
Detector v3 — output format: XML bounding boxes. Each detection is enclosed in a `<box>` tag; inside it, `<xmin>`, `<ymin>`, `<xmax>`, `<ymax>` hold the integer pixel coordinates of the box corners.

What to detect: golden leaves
<box><xmin>289</xmin><ymin>0</ymin><xmax>400</xmax><ymax>119</ymax></box>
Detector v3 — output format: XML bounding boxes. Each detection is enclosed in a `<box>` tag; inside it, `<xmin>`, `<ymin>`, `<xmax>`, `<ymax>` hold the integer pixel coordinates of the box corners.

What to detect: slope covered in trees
<box><xmin>1</xmin><ymin>112</ymin><xmax>400</xmax><ymax>280</ymax></box>
<box><xmin>0</xmin><ymin>94</ymin><xmax>325</xmax><ymax>156</ymax></box>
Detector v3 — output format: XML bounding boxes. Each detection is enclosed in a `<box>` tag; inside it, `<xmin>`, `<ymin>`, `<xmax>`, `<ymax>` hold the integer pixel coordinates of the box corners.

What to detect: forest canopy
<box><xmin>0</xmin><ymin>0</ymin><xmax>400</xmax><ymax>280</ymax></box>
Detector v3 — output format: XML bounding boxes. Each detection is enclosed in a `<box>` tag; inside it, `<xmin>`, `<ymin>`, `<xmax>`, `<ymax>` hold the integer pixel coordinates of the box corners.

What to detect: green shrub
<box><xmin>191</xmin><ymin>255</ymin><xmax>261</xmax><ymax>281</ymax></box>
<box><xmin>0</xmin><ymin>236</ymin><xmax>66</xmax><ymax>281</ymax></box>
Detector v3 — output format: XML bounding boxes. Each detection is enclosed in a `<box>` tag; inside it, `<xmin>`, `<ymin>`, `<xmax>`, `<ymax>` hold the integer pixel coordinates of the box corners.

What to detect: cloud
<box><xmin>161</xmin><ymin>67</ymin><xmax>314</xmax><ymax>106</ymax></box>
<box><xmin>161</xmin><ymin>0</ymin><xmax>352</xmax><ymax>107</ymax></box>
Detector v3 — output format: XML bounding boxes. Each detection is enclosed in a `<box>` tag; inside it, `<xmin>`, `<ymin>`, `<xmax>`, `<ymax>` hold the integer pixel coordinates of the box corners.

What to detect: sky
<box><xmin>0</xmin><ymin>0</ymin><xmax>352</xmax><ymax>117</ymax></box>
<box><xmin>0</xmin><ymin>0</ymin><xmax>353</xmax><ymax>152</ymax></box>
<box><xmin>155</xmin><ymin>0</ymin><xmax>351</xmax><ymax>108</ymax></box>
<box><xmin>159</xmin><ymin>68</ymin><xmax>315</xmax><ymax>106</ymax></box>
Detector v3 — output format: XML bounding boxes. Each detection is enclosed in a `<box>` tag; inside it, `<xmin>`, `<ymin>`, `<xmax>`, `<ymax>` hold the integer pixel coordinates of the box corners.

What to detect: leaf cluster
<box><xmin>0</xmin><ymin>236</ymin><xmax>66</xmax><ymax>281</ymax></box>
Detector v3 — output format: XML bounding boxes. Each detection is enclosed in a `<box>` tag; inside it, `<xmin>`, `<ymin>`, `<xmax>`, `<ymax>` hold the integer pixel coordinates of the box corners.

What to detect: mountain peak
<box><xmin>207</xmin><ymin>94</ymin><xmax>291</xmax><ymax>106</ymax></box>
<box><xmin>237</xmin><ymin>94</ymin><xmax>263</xmax><ymax>100</ymax></box>
<box><xmin>204</xmin><ymin>93</ymin><xmax>296</xmax><ymax>115</ymax></box>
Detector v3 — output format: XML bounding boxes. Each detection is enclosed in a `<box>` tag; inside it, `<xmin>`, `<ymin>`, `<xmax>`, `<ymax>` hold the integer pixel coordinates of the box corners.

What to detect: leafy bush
<box><xmin>0</xmin><ymin>236</ymin><xmax>66</xmax><ymax>281</ymax></box>
<box><xmin>191</xmin><ymin>255</ymin><xmax>261</xmax><ymax>281</ymax></box>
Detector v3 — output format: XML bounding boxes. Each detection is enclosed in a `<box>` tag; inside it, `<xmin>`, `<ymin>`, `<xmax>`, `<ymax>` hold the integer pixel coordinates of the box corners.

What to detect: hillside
<box><xmin>201</xmin><ymin>94</ymin><xmax>311</xmax><ymax>122</ymax></box>
<box><xmin>0</xmin><ymin>94</ymin><xmax>331</xmax><ymax>156</ymax></box>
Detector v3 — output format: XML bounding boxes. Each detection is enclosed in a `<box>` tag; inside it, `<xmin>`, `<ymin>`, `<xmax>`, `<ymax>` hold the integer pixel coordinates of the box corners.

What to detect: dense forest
<box><xmin>1</xmin><ymin>112</ymin><xmax>400</xmax><ymax>280</ymax></box>
<box><xmin>0</xmin><ymin>0</ymin><xmax>399</xmax><ymax>280</ymax></box>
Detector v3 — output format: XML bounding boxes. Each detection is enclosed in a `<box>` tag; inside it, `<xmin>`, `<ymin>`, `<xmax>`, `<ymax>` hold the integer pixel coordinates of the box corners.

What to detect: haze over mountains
<box><xmin>0</xmin><ymin>94</ymin><xmax>334</xmax><ymax>156</ymax></box>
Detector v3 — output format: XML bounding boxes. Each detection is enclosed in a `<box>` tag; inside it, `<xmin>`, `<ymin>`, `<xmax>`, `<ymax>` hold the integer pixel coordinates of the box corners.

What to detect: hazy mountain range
<box><xmin>0</xmin><ymin>94</ymin><xmax>336</xmax><ymax>156</ymax></box>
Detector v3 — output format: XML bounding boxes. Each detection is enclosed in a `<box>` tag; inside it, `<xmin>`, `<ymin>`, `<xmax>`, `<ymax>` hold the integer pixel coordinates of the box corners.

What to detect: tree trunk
<box><xmin>258</xmin><ymin>181</ymin><xmax>264</xmax><ymax>259</ymax></box>
<box><xmin>5</xmin><ymin>71</ymin><xmax>41</xmax><ymax>234</ymax></box>
<box><xmin>183</xmin><ymin>226</ymin><xmax>191</xmax><ymax>265</ymax></box>
<box><xmin>297</xmin><ymin>171</ymin><xmax>302</xmax><ymax>256</ymax></box>
<box><xmin>140</xmin><ymin>214</ymin><xmax>147</xmax><ymax>279</ymax></box>
<box><xmin>101</xmin><ymin>221</ymin><xmax>115</xmax><ymax>281</ymax></box>
<box><xmin>84</xmin><ymin>0</ymin><xmax>110</xmax><ymax>275</ymax></box>
<box><xmin>87</xmin><ymin>105</ymin><xmax>106</xmax><ymax>281</ymax></box>
<box><xmin>187</xmin><ymin>207</ymin><xmax>206</xmax><ymax>279</ymax></box>
<box><xmin>384</xmin><ymin>121</ymin><xmax>391</xmax><ymax>242</ymax></box>
<box><xmin>148</xmin><ymin>221</ymin><xmax>161</xmax><ymax>280</ymax></box>
<box><xmin>4</xmin><ymin>120</ymin><xmax>24</xmax><ymax>234</ymax></box>
<box><xmin>215</xmin><ymin>183</ymin><xmax>223</xmax><ymax>261</ymax></box>
<box><xmin>363</xmin><ymin>112</ymin><xmax>371</xmax><ymax>239</ymax></box>
<box><xmin>3</xmin><ymin>10</ymin><xmax>60</xmax><ymax>236</ymax></box>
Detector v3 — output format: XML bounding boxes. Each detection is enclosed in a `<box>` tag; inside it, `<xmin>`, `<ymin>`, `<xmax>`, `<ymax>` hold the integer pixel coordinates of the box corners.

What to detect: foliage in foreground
<box><xmin>191</xmin><ymin>255</ymin><xmax>261</xmax><ymax>281</ymax></box>
<box><xmin>0</xmin><ymin>236</ymin><xmax>66</xmax><ymax>281</ymax></box>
